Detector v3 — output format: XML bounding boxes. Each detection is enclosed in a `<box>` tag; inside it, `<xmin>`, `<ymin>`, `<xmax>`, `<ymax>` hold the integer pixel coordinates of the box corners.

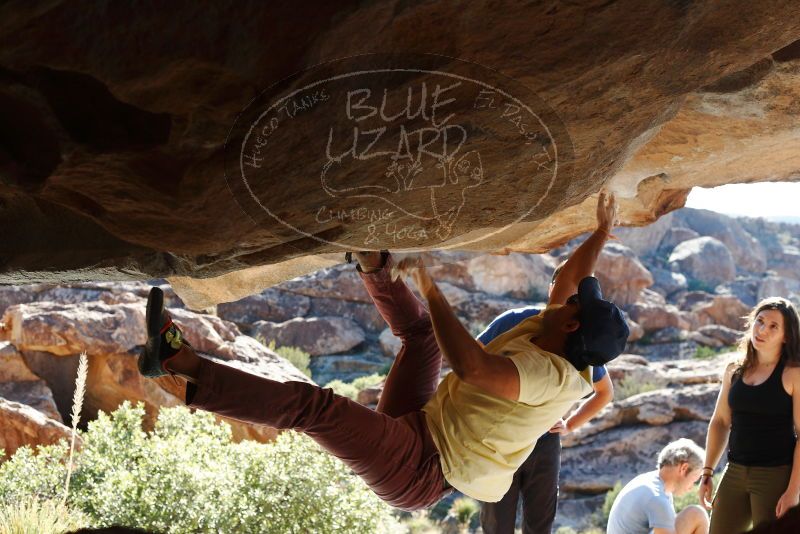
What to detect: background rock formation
<box><xmin>0</xmin><ymin>2</ymin><xmax>799</xmax><ymax>309</ymax></box>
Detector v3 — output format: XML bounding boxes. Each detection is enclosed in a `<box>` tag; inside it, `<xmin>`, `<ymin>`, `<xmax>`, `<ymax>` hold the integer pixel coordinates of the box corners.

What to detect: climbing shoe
<box><xmin>139</xmin><ymin>287</ymin><xmax>185</xmax><ymax>378</ymax></box>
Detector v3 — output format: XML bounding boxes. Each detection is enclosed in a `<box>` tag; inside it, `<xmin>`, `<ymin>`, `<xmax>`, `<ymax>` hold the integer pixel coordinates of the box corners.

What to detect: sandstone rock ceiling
<box><xmin>0</xmin><ymin>1</ymin><xmax>799</xmax><ymax>309</ymax></box>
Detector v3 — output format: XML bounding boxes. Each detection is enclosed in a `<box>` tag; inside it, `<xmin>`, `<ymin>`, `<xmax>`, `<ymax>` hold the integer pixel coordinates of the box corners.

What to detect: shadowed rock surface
<box><xmin>0</xmin><ymin>2</ymin><xmax>798</xmax><ymax>309</ymax></box>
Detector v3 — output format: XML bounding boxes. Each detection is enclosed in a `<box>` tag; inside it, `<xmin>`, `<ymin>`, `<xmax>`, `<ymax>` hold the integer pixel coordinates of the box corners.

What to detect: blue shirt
<box><xmin>477</xmin><ymin>306</ymin><xmax>608</xmax><ymax>383</ymax></box>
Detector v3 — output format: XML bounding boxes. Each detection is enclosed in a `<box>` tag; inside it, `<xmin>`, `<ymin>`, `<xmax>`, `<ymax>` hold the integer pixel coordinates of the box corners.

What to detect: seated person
<box><xmin>607</xmin><ymin>439</ymin><xmax>710</xmax><ymax>534</ymax></box>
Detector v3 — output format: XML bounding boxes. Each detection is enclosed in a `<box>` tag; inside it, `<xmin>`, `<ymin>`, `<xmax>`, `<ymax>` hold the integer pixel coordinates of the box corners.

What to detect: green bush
<box><xmin>449</xmin><ymin>497</ymin><xmax>479</xmax><ymax>527</ymax></box>
<box><xmin>687</xmin><ymin>279</ymin><xmax>716</xmax><ymax>293</ymax></box>
<box><xmin>694</xmin><ymin>345</ymin><xmax>738</xmax><ymax>360</ymax></box>
<box><xmin>351</xmin><ymin>373</ymin><xmax>386</xmax><ymax>391</ymax></box>
<box><xmin>600</xmin><ymin>480</ymin><xmax>623</xmax><ymax>526</ymax></box>
<box><xmin>0</xmin><ymin>499</ymin><xmax>87</xmax><ymax>534</ymax></box>
<box><xmin>673</xmin><ymin>474</ymin><xmax>721</xmax><ymax>513</ymax></box>
<box><xmin>0</xmin><ymin>402</ymin><xmax>397</xmax><ymax>533</ymax></box>
<box><xmin>262</xmin><ymin>339</ymin><xmax>312</xmax><ymax>378</ymax></box>
<box><xmin>323</xmin><ymin>379</ymin><xmax>359</xmax><ymax>400</ymax></box>
<box><xmin>323</xmin><ymin>374</ymin><xmax>386</xmax><ymax>401</ymax></box>
<box><xmin>615</xmin><ymin>378</ymin><xmax>661</xmax><ymax>400</ymax></box>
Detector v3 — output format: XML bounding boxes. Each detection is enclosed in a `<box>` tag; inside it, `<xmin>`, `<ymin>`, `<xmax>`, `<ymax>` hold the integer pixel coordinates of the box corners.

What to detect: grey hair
<box><xmin>657</xmin><ymin>439</ymin><xmax>705</xmax><ymax>470</ymax></box>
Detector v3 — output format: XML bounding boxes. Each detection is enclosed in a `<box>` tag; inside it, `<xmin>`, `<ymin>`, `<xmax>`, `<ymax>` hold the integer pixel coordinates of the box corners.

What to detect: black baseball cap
<box><xmin>564</xmin><ymin>277</ymin><xmax>629</xmax><ymax>370</ymax></box>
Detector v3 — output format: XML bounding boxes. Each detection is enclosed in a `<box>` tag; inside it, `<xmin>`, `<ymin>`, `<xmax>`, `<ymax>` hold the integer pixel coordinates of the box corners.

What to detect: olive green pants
<box><xmin>709</xmin><ymin>462</ymin><xmax>792</xmax><ymax>534</ymax></box>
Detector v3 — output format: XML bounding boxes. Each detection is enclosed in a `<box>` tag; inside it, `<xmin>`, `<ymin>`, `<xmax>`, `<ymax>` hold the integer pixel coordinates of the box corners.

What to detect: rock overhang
<box><xmin>0</xmin><ymin>1</ymin><xmax>798</xmax><ymax>309</ymax></box>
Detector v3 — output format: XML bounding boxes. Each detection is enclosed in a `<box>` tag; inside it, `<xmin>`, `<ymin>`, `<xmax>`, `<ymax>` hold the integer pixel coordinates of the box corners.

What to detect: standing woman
<box><xmin>699</xmin><ymin>297</ymin><xmax>800</xmax><ymax>533</ymax></box>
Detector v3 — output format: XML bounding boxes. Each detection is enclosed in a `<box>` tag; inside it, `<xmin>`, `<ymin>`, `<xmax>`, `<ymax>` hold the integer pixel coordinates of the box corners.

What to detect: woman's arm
<box><xmin>699</xmin><ymin>362</ymin><xmax>736</xmax><ymax>509</ymax></box>
<box><xmin>775</xmin><ymin>367</ymin><xmax>800</xmax><ymax>518</ymax></box>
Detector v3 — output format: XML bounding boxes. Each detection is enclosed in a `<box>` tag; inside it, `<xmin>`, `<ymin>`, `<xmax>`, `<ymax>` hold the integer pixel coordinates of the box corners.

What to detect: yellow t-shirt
<box><xmin>422</xmin><ymin>308</ymin><xmax>593</xmax><ymax>502</ymax></box>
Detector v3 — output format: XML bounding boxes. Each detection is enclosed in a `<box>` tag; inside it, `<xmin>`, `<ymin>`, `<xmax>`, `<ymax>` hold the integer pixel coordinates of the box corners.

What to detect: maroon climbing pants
<box><xmin>185</xmin><ymin>256</ymin><xmax>451</xmax><ymax>510</ymax></box>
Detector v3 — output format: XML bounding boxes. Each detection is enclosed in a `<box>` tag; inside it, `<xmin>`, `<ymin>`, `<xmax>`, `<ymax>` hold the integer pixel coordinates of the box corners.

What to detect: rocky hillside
<box><xmin>0</xmin><ymin>207</ymin><xmax>798</xmax><ymax>530</ymax></box>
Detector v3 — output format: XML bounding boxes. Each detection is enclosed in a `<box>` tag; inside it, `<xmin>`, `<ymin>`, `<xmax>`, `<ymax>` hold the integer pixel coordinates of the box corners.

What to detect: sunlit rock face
<box><xmin>0</xmin><ymin>2</ymin><xmax>798</xmax><ymax>308</ymax></box>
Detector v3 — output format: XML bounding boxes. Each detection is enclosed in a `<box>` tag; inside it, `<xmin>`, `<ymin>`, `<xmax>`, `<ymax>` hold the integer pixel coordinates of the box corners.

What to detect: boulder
<box><xmin>614</xmin><ymin>212</ymin><xmax>675</xmax><ymax>258</ymax></box>
<box><xmin>379</xmin><ymin>328</ymin><xmax>402</xmax><ymax>357</ymax></box>
<box><xmin>690</xmin><ymin>294</ymin><xmax>751</xmax><ymax>331</ymax></box>
<box><xmin>608</xmin><ymin>353</ymin><xmax>731</xmax><ymax>388</ymax></box>
<box><xmin>769</xmin><ymin>245</ymin><xmax>800</xmax><ymax>281</ymax></box>
<box><xmin>279</xmin><ymin>264</ymin><xmax>372</xmax><ymax>303</ymax></box>
<box><xmin>356</xmin><ymin>384</ymin><xmax>384</xmax><ymax>406</ymax></box>
<box><xmin>649</xmin><ymin>327</ymin><xmax>689</xmax><ymax>344</ymax></box>
<box><xmin>307</xmin><ymin>297</ymin><xmax>385</xmax><ymax>333</ymax></box>
<box><xmin>649</xmin><ymin>267</ymin><xmax>688</xmax><ymax>299</ymax></box>
<box><xmin>560</xmin><ymin>421</ymin><xmax>708</xmax><ymax>493</ymax></box>
<box><xmin>0</xmin><ymin>380</ymin><xmax>62</xmax><ymax>422</ymax></box>
<box><xmin>657</xmin><ymin>226</ymin><xmax>701</xmax><ymax>254</ymax></box>
<box><xmin>0</xmin><ymin>301</ymin><xmax>145</xmax><ymax>356</ymax></box>
<box><xmin>0</xmin><ymin>342</ymin><xmax>61</xmax><ymax>420</ymax></box>
<box><xmin>668</xmin><ymin>237</ymin><xmax>736</xmax><ymax>287</ymax></box>
<box><xmin>594</xmin><ymin>243</ymin><xmax>653</xmax><ymax>306</ymax></box>
<box><xmin>564</xmin><ymin>384</ymin><xmax>717</xmax><ymax>445</ymax></box>
<box><xmin>251</xmin><ymin>316</ymin><xmax>365</xmax><ymax>356</ymax></box>
<box><xmin>627</xmin><ymin>339</ymin><xmax>699</xmax><ymax>361</ymax></box>
<box><xmin>454</xmin><ymin>293</ymin><xmax>541</xmax><ymax>335</ymax></box>
<box><xmin>689</xmin><ymin>331</ymin><xmax>724</xmax><ymax>348</ymax></box>
<box><xmin>674</xmin><ymin>209</ymin><xmax>768</xmax><ymax>274</ymax></box>
<box><xmin>0</xmin><ymin>397</ymin><xmax>76</xmax><ymax>458</ymax></box>
<box><xmin>627</xmin><ymin>302</ymin><xmax>690</xmax><ymax>333</ymax></box>
<box><xmin>626</xmin><ymin>316</ymin><xmax>645</xmax><ymax>343</ymax></box>
<box><xmin>718</xmin><ymin>278</ymin><xmax>760</xmax><ymax>307</ymax></box>
<box><xmin>697</xmin><ymin>324</ymin><xmax>743</xmax><ymax>347</ymax></box>
<box><xmin>758</xmin><ymin>273</ymin><xmax>800</xmax><ymax>301</ymax></box>
<box><xmin>423</xmin><ymin>251</ymin><xmax>476</xmax><ymax>290</ymax></box>
<box><xmin>0</xmin><ymin>293</ymin><xmax>312</xmax><ymax>444</ymax></box>
<box><xmin>217</xmin><ymin>287</ymin><xmax>310</xmax><ymax>325</ymax></box>
<box><xmin>676</xmin><ymin>290</ymin><xmax>715</xmax><ymax>311</ymax></box>
<box><xmin>436</xmin><ymin>282</ymin><xmax>473</xmax><ymax>307</ymax></box>
<box><xmin>652</xmin><ymin>352</ymin><xmax>736</xmax><ymax>385</ymax></box>
<box><xmin>607</xmin><ymin>355</ymin><xmax>667</xmax><ymax>388</ymax></box>
<box><xmin>310</xmin><ymin>352</ymin><xmax>392</xmax><ymax>386</ymax></box>
<box><xmin>466</xmin><ymin>253</ymin><xmax>552</xmax><ymax>300</ymax></box>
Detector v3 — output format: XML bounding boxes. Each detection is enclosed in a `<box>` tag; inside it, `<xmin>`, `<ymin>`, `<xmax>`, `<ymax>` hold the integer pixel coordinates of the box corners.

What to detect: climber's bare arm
<box><xmin>401</xmin><ymin>257</ymin><xmax>520</xmax><ymax>401</ymax></box>
<box><xmin>549</xmin><ymin>192</ymin><xmax>616</xmax><ymax>305</ymax></box>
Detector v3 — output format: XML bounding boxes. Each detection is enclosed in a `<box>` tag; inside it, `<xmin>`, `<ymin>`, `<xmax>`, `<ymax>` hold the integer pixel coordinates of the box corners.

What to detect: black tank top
<box><xmin>728</xmin><ymin>357</ymin><xmax>796</xmax><ymax>466</ymax></box>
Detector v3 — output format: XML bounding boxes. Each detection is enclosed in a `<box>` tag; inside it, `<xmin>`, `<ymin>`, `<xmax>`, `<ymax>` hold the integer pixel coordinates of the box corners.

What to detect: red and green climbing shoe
<box><xmin>139</xmin><ymin>287</ymin><xmax>184</xmax><ymax>378</ymax></box>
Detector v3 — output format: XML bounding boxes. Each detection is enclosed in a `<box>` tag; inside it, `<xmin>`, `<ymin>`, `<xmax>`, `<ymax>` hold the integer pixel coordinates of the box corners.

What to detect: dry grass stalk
<box><xmin>62</xmin><ymin>351</ymin><xmax>88</xmax><ymax>505</ymax></box>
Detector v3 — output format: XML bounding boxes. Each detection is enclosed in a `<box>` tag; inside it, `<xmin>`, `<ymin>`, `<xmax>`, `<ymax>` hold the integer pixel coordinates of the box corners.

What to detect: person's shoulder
<box><xmin>505</xmin><ymin>306</ymin><xmax>541</xmax><ymax>317</ymax></box>
<box><xmin>723</xmin><ymin>358</ymin><xmax>742</xmax><ymax>381</ymax></box>
<box><xmin>783</xmin><ymin>364</ymin><xmax>800</xmax><ymax>391</ymax></box>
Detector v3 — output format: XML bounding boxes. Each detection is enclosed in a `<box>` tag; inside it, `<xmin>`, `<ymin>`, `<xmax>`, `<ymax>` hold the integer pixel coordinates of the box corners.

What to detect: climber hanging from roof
<box><xmin>137</xmin><ymin>192</ymin><xmax>629</xmax><ymax>511</ymax></box>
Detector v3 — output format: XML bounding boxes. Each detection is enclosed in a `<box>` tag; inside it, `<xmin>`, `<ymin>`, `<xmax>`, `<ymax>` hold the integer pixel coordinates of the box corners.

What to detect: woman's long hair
<box><xmin>737</xmin><ymin>297</ymin><xmax>800</xmax><ymax>375</ymax></box>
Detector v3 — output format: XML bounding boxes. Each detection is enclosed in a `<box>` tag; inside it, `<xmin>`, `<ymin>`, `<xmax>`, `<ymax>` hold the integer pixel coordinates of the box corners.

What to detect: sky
<box><xmin>685</xmin><ymin>182</ymin><xmax>800</xmax><ymax>221</ymax></box>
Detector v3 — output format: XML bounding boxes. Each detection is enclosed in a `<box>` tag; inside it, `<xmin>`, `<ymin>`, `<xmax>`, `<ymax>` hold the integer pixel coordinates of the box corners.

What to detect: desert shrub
<box><xmin>0</xmin><ymin>444</ymin><xmax>70</xmax><ymax>503</ymax></box>
<box><xmin>263</xmin><ymin>339</ymin><xmax>312</xmax><ymax>378</ymax></box>
<box><xmin>402</xmin><ymin>511</ymin><xmax>439</xmax><ymax>534</ymax></box>
<box><xmin>323</xmin><ymin>379</ymin><xmax>359</xmax><ymax>400</ymax></box>
<box><xmin>0</xmin><ymin>499</ymin><xmax>87</xmax><ymax>534</ymax></box>
<box><xmin>351</xmin><ymin>373</ymin><xmax>385</xmax><ymax>391</ymax></box>
<box><xmin>694</xmin><ymin>346</ymin><xmax>718</xmax><ymax>359</ymax></box>
<box><xmin>600</xmin><ymin>480</ymin><xmax>623</xmax><ymax>526</ymax></box>
<box><xmin>449</xmin><ymin>497</ymin><xmax>480</xmax><ymax>528</ymax></box>
<box><xmin>0</xmin><ymin>402</ymin><xmax>397</xmax><ymax>533</ymax></box>
<box><xmin>687</xmin><ymin>279</ymin><xmax>716</xmax><ymax>293</ymax></box>
<box><xmin>694</xmin><ymin>345</ymin><xmax>738</xmax><ymax>360</ymax></box>
<box><xmin>673</xmin><ymin>474</ymin><xmax>721</xmax><ymax>513</ymax></box>
<box><xmin>324</xmin><ymin>373</ymin><xmax>386</xmax><ymax>401</ymax></box>
<box><xmin>615</xmin><ymin>378</ymin><xmax>660</xmax><ymax>400</ymax></box>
